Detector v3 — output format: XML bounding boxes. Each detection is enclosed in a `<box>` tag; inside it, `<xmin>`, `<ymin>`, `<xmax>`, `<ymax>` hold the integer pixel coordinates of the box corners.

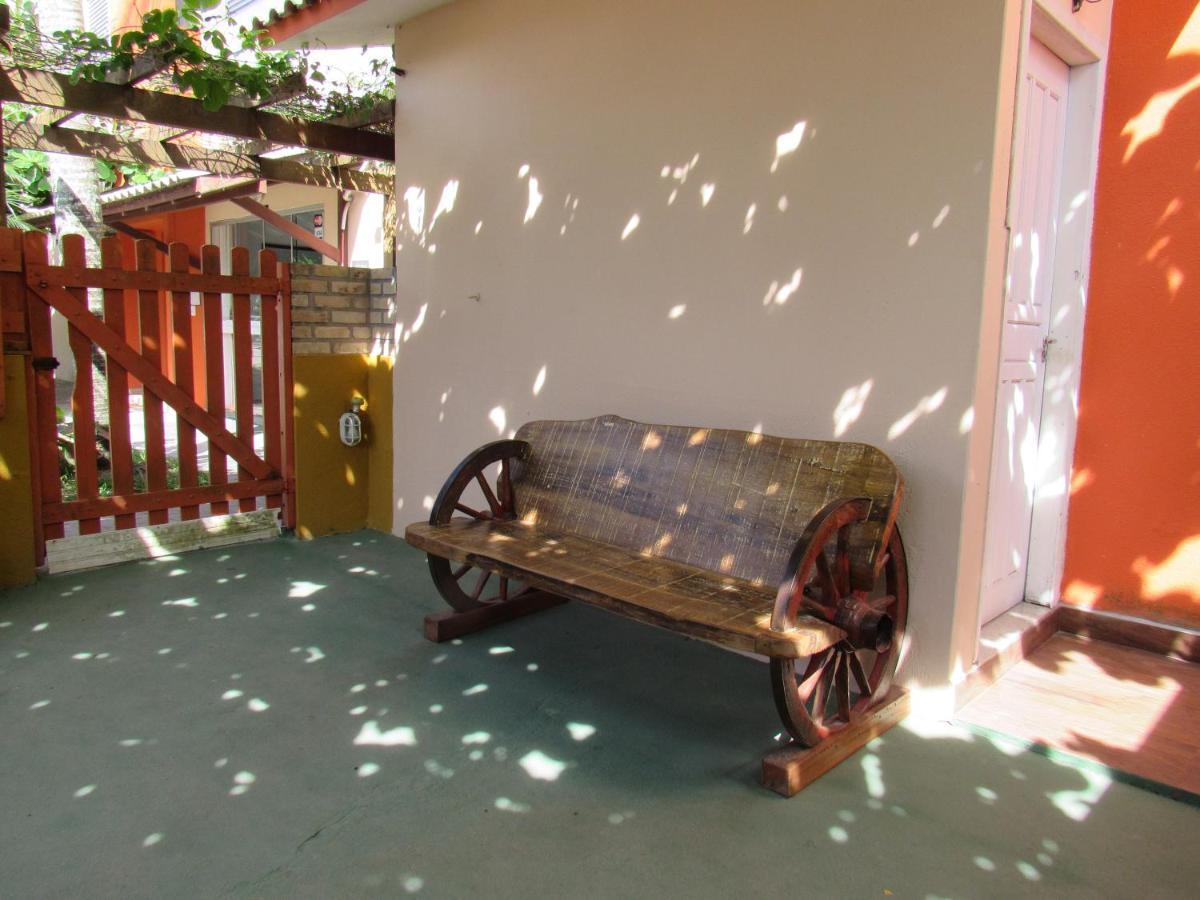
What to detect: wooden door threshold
<box><xmin>955</xmin><ymin>602</ymin><xmax>1060</xmax><ymax>709</ymax></box>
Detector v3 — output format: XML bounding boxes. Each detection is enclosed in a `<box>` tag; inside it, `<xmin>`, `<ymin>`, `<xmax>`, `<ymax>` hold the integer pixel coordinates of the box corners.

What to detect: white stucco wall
<box><xmin>344</xmin><ymin>192</ymin><xmax>389</xmax><ymax>269</ymax></box>
<box><xmin>389</xmin><ymin>0</ymin><xmax>1015</xmax><ymax>691</ymax></box>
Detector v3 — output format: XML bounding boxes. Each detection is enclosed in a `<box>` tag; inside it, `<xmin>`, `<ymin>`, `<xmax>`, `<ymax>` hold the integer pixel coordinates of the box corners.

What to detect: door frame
<box><xmin>968</xmin><ymin>1</ymin><xmax>1111</xmax><ymax>657</ymax></box>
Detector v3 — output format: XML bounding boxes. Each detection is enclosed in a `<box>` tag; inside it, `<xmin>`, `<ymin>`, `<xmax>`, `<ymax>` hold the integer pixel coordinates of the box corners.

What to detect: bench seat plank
<box><xmin>406</xmin><ymin>518</ymin><xmax>845</xmax><ymax>658</ymax></box>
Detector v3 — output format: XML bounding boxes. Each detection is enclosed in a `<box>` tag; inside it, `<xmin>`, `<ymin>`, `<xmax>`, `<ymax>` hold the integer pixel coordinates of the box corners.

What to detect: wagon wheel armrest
<box><xmin>429</xmin><ymin>439</ymin><xmax>531</xmax><ymax>526</ymax></box>
<box><xmin>771</xmin><ymin>497</ymin><xmax>873</xmax><ymax>636</ymax></box>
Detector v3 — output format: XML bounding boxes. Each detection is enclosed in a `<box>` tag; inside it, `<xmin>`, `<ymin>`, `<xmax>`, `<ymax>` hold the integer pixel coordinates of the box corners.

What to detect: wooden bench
<box><xmin>405</xmin><ymin>415</ymin><xmax>909</xmax><ymax>794</ymax></box>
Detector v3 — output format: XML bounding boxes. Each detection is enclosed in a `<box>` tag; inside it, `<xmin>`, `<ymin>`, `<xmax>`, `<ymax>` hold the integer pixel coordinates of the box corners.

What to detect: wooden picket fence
<box><xmin>5</xmin><ymin>228</ymin><xmax>294</xmax><ymax>564</ymax></box>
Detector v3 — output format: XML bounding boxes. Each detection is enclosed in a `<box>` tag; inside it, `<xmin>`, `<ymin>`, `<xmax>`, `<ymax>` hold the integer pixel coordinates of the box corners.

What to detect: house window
<box><xmin>211</xmin><ymin>206</ymin><xmax>326</xmax><ymax>275</ymax></box>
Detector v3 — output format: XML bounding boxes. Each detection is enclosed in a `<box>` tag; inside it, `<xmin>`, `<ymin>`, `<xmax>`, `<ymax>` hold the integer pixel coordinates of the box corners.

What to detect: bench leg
<box><xmin>424</xmin><ymin>590</ymin><xmax>567</xmax><ymax>643</ymax></box>
<box><xmin>761</xmin><ymin>687</ymin><xmax>910</xmax><ymax>797</ymax></box>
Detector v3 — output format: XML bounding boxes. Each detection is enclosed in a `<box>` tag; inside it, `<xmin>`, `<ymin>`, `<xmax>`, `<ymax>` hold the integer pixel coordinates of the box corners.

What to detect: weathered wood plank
<box><xmin>259</xmin><ymin>250</ymin><xmax>283</xmax><ymax>512</ymax></box>
<box><xmin>23</xmin><ymin>231</ymin><xmax>64</xmax><ymax>541</ymax></box>
<box><xmin>405</xmin><ymin>518</ymin><xmax>845</xmax><ymax>657</ymax></box>
<box><xmin>761</xmin><ymin>688</ymin><xmax>909</xmax><ymax>797</ymax></box>
<box><xmin>44</xmin><ymin>508</ymin><xmax>281</xmax><ymax>574</ymax></box>
<box><xmin>100</xmin><ymin>236</ymin><xmax>135</xmax><ymax>530</ymax></box>
<box><xmin>62</xmin><ymin>235</ymin><xmax>100</xmax><ymax>535</ymax></box>
<box><xmin>169</xmin><ymin>243</ymin><xmax>200</xmax><ymax>520</ymax></box>
<box><xmin>512</xmin><ymin>415</ymin><xmax>903</xmax><ymax>589</ymax></box>
<box><xmin>135</xmin><ymin>240</ymin><xmax>168</xmax><ymax>525</ymax></box>
<box><xmin>0</xmin><ymin>67</ymin><xmax>394</xmax><ymax>161</ymax></box>
<box><xmin>231</xmin><ymin>248</ymin><xmax>256</xmax><ymax>512</ymax></box>
<box><xmin>424</xmin><ymin>590</ymin><xmax>567</xmax><ymax>643</ymax></box>
<box><xmin>42</xmin><ymin>479</ymin><xmax>286</xmax><ymax>523</ymax></box>
<box><xmin>202</xmin><ymin>246</ymin><xmax>229</xmax><ymax>515</ymax></box>
<box><xmin>27</xmin><ymin>263</ymin><xmax>278</xmax><ymax>296</ymax></box>
<box><xmin>6</xmin><ymin>122</ymin><xmax>393</xmax><ymax>194</ymax></box>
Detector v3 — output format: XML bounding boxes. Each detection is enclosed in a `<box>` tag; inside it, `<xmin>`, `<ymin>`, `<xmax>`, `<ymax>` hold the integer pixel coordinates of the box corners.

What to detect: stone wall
<box><xmin>289</xmin><ymin>264</ymin><xmax>395</xmax><ymax>355</ymax></box>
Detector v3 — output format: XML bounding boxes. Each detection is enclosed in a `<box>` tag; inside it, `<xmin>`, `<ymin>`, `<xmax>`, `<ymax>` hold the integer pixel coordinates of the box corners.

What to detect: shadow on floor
<box><xmin>1</xmin><ymin>531</ymin><xmax>1197</xmax><ymax>897</ymax></box>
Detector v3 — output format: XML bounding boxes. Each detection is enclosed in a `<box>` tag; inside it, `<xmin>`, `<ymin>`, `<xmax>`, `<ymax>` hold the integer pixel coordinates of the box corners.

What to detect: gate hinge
<box><xmin>31</xmin><ymin>356</ymin><xmax>60</xmax><ymax>371</ymax></box>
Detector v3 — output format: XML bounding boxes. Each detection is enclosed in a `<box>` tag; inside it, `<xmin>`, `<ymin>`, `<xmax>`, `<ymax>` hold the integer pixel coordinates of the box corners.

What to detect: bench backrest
<box><xmin>512</xmin><ymin>415</ymin><xmax>903</xmax><ymax>589</ymax></box>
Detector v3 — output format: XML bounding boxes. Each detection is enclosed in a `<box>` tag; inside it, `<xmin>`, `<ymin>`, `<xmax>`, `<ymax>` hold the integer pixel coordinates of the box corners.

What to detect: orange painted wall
<box><xmin>1062</xmin><ymin>2</ymin><xmax>1200</xmax><ymax>628</ymax></box>
<box><xmin>117</xmin><ymin>209</ymin><xmax>209</xmax><ymax>400</ymax></box>
<box><xmin>111</xmin><ymin>0</ymin><xmax>171</xmax><ymax>34</ymax></box>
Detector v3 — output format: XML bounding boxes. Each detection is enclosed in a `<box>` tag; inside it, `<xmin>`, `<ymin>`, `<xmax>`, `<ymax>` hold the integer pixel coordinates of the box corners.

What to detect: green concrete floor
<box><xmin>1</xmin><ymin>531</ymin><xmax>1196</xmax><ymax>898</ymax></box>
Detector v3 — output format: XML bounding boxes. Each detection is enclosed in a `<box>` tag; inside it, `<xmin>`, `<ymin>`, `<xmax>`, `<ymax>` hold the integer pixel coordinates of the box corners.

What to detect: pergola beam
<box><xmin>8</xmin><ymin>121</ymin><xmax>256</xmax><ymax>175</ymax></box>
<box><xmin>258</xmin><ymin>158</ymin><xmax>392</xmax><ymax>195</ymax></box>
<box><xmin>6</xmin><ymin>121</ymin><xmax>393</xmax><ymax>195</ymax></box>
<box><xmin>0</xmin><ymin>66</ymin><xmax>393</xmax><ymax>161</ymax></box>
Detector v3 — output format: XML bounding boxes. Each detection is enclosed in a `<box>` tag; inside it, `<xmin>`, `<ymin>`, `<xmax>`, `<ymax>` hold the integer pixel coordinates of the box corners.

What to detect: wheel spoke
<box><xmin>848</xmin><ymin>650</ymin><xmax>872</xmax><ymax>699</ymax></box>
<box><xmin>814</xmin><ymin>549</ymin><xmax>838</xmax><ymax>601</ymax></box>
<box><xmin>869</xmin><ymin>593</ymin><xmax>896</xmax><ymax>612</ymax></box>
<box><xmin>499</xmin><ymin>577</ymin><xmax>509</xmax><ymax>603</ymax></box>
<box><xmin>476</xmin><ymin>472</ymin><xmax>502</xmax><ymax>516</ymax></box>
<box><xmin>499</xmin><ymin>458</ymin><xmax>514</xmax><ymax>516</ymax></box>
<box><xmin>451</xmin><ymin>563</ymin><xmax>471</xmax><ymax>580</ymax></box>
<box><xmin>835</xmin><ymin>527</ymin><xmax>851</xmax><ymax>596</ymax></box>
<box><xmin>455</xmin><ymin>502</ymin><xmax>490</xmax><ymax>520</ymax></box>
<box><xmin>797</xmin><ymin>649</ymin><xmax>833</xmax><ymax>695</ymax></box>
<box><xmin>834</xmin><ymin>652</ymin><xmax>851</xmax><ymax>723</ymax></box>
<box><xmin>811</xmin><ymin>657</ymin><xmax>837</xmax><ymax>724</ymax></box>
<box><xmin>470</xmin><ymin>570</ymin><xmax>491</xmax><ymax>601</ymax></box>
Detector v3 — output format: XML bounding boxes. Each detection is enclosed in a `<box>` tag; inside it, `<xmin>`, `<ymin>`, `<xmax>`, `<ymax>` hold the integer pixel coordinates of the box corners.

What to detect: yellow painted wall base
<box><xmin>366</xmin><ymin>356</ymin><xmax>394</xmax><ymax>533</ymax></box>
<box><xmin>0</xmin><ymin>356</ymin><xmax>36</xmax><ymax>588</ymax></box>
<box><xmin>293</xmin><ymin>354</ymin><xmax>393</xmax><ymax>539</ymax></box>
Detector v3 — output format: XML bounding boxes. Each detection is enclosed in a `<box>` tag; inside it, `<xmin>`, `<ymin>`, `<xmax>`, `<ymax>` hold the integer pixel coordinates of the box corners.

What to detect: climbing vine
<box><xmin>1</xmin><ymin>0</ymin><xmax>395</xmax><ymax>119</ymax></box>
<box><xmin>54</xmin><ymin>0</ymin><xmax>308</xmax><ymax>111</ymax></box>
<box><xmin>0</xmin><ymin>0</ymin><xmax>394</xmax><ymax>223</ymax></box>
<box><xmin>2</xmin><ymin>102</ymin><xmax>163</xmax><ymax>227</ymax></box>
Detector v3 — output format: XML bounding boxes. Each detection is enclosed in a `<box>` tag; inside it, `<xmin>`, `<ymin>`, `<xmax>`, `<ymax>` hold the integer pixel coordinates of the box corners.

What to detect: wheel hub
<box><xmin>831</xmin><ymin>592</ymin><xmax>893</xmax><ymax>652</ymax></box>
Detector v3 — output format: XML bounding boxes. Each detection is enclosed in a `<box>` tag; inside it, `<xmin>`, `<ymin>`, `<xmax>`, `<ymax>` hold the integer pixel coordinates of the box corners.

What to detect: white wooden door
<box><xmin>980</xmin><ymin>39</ymin><xmax>1069</xmax><ymax>625</ymax></box>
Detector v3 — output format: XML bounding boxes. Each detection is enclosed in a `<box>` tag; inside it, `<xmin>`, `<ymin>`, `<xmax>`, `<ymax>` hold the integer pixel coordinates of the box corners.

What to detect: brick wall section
<box><xmin>290</xmin><ymin>264</ymin><xmax>396</xmax><ymax>355</ymax></box>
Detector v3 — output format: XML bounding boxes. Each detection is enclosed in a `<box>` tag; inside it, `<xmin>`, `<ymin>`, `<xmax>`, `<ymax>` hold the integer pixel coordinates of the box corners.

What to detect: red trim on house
<box><xmin>262</xmin><ymin>0</ymin><xmax>370</xmax><ymax>46</ymax></box>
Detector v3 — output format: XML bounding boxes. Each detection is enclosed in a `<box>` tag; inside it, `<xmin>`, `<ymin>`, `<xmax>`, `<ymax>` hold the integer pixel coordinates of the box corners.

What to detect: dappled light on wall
<box><xmin>771</xmin><ymin>120</ymin><xmax>807</xmax><ymax>172</ymax></box>
<box><xmin>1132</xmin><ymin>535</ymin><xmax>1200</xmax><ymax>604</ymax></box>
<box><xmin>833</xmin><ymin>379</ymin><xmax>873</xmax><ymax>438</ymax></box>
<box><xmin>1120</xmin><ymin>72</ymin><xmax>1200</xmax><ymax>161</ymax></box>
<box><xmin>488</xmin><ymin>406</ymin><xmax>507</xmax><ymax>435</ymax></box>
<box><xmin>524</xmin><ymin>177</ymin><xmax>544</xmax><ymax>224</ymax></box>
<box><xmin>762</xmin><ymin>268</ymin><xmax>802</xmax><ymax>307</ymax></box>
<box><xmin>887</xmin><ymin>387</ymin><xmax>947</xmax><ymax>441</ymax></box>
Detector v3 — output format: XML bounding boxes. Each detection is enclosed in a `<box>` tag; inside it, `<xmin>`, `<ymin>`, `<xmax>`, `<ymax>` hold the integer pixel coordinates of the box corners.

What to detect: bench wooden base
<box><xmin>423</xmin><ymin>590</ymin><xmax>567</xmax><ymax>643</ymax></box>
<box><xmin>761</xmin><ymin>688</ymin><xmax>910</xmax><ymax>797</ymax></box>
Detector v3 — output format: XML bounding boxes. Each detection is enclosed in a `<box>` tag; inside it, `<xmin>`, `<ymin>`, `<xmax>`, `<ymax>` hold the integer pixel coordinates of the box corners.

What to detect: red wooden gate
<box><xmin>16</xmin><ymin>229</ymin><xmax>294</xmax><ymax>562</ymax></box>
